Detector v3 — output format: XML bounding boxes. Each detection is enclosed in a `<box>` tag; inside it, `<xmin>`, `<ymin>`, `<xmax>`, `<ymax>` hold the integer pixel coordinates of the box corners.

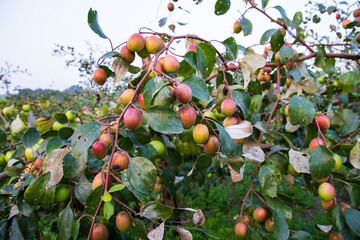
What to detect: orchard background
<box><xmin>0</xmin><ymin>0</ymin><xmax>360</xmax><ymax>239</ymax></box>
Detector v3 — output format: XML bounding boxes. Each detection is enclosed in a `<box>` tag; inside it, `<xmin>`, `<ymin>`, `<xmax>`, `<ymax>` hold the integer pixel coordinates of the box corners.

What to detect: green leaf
<box><xmin>132</xmin><ymin>218</ymin><xmax>148</xmax><ymax>239</ymax></box>
<box><xmin>290</xmin><ymin>12</ymin><xmax>303</xmax><ymax>28</ymax></box>
<box><xmin>178</xmin><ymin>59</ymin><xmax>196</xmax><ymax>77</ymax></box>
<box><xmin>10</xmin><ymin>218</ymin><xmax>25</xmax><ymax>240</ymax></box>
<box><xmin>265</xmin><ymin>196</ymin><xmax>292</xmax><ymax>220</ymax></box>
<box><xmin>71</xmin><ymin>220</ymin><xmax>80</xmax><ymax>240</ymax></box>
<box><xmin>270</xmin><ymin>30</ymin><xmax>285</xmax><ymax>52</ymax></box>
<box><xmin>46</xmin><ymin>136</ymin><xmax>62</xmax><ymax>154</ymax></box>
<box><xmin>194</xmin><ymin>154</ymin><xmax>212</xmax><ymax>171</ymax></box>
<box><xmin>288</xmin><ymin>95</ymin><xmax>315</xmax><ymax>126</ymax></box>
<box><xmin>289</xmin><ymin>69</ymin><xmax>302</xmax><ymax>82</ymax></box>
<box><xmin>128</xmin><ymin>157</ymin><xmax>157</xmax><ymax>193</ymax></box>
<box><xmin>159</xmin><ymin>17</ymin><xmax>167</xmax><ymax>27</ymax></box>
<box><xmin>108</xmin><ymin>184</ymin><xmax>125</xmax><ymax>193</ymax></box>
<box><xmin>182</xmin><ymin>76</ymin><xmax>210</xmax><ymax>101</ymax></box>
<box><xmin>54</xmin><ymin>113</ymin><xmax>68</xmax><ymax>124</ymax></box>
<box><xmin>140</xmin><ymin>201</ymin><xmax>173</xmax><ymax>221</ymax></box>
<box><xmin>250</xmin><ymin>95</ymin><xmax>263</xmax><ymax>113</ymax></box>
<box><xmin>324</xmin><ymin>58</ymin><xmax>336</xmax><ymax>74</ymax></box>
<box><xmin>24</xmin><ymin>172</ymin><xmax>55</xmax><ymax>207</ymax></box>
<box><xmin>144</xmin><ymin>105</ymin><xmax>184</xmax><ymax>134</ymax></box>
<box><xmin>143</xmin><ymin>78</ymin><xmax>168</xmax><ymax>108</ymax></box>
<box><xmin>262</xmin><ymin>0</ymin><xmax>269</xmax><ymax>9</ymax></box>
<box><xmin>260</xmin><ymin>29</ymin><xmax>277</xmax><ymax>45</ymax></box>
<box><xmin>103</xmin><ymin>201</ymin><xmax>114</xmax><ymax>220</ymax></box>
<box><xmin>57</xmin><ymin>206</ymin><xmax>74</xmax><ymax>240</ymax></box>
<box><xmin>0</xmin><ymin>129</ymin><xmax>7</xmax><ymax>148</ymax></box>
<box><xmin>273</xmin><ymin>209</ymin><xmax>289</xmax><ymax>240</ymax></box>
<box><xmin>63</xmin><ymin>152</ymin><xmax>87</xmax><ymax>179</ymax></box>
<box><xmin>87</xmin><ymin>8</ymin><xmax>107</xmax><ymax>39</ymax></box>
<box><xmin>289</xmin><ymin>231</ymin><xmax>312</xmax><ymax>240</ymax></box>
<box><xmin>58</xmin><ymin>127</ymin><xmax>74</xmax><ymax>141</ymax></box>
<box><xmin>315</xmin><ymin>45</ymin><xmax>326</xmax><ymax>69</ymax></box>
<box><xmin>126</xmin><ymin>128</ymin><xmax>152</xmax><ymax>147</ymax></box>
<box><xmin>85</xmin><ymin>185</ymin><xmax>104</xmax><ymax>215</ymax></box>
<box><xmin>75</xmin><ymin>183</ymin><xmax>92</xmax><ymax>205</ymax></box>
<box><xmin>101</xmin><ymin>191</ymin><xmax>112</xmax><ymax>202</ymax></box>
<box><xmin>162</xmin><ymin>166</ymin><xmax>175</xmax><ymax>196</ymax></box>
<box><xmin>338</xmin><ymin>71</ymin><xmax>360</xmax><ymax>94</ymax></box>
<box><xmin>348</xmin><ymin>183</ymin><xmax>360</xmax><ymax>207</ymax></box>
<box><xmin>258</xmin><ymin>164</ymin><xmax>282</xmax><ymax>198</ymax></box>
<box><xmin>183</xmin><ymin>51</ymin><xmax>197</xmax><ymax>71</ymax></box>
<box><xmin>71</xmin><ymin>122</ymin><xmax>102</xmax><ymax>158</ymax></box>
<box><xmin>344</xmin><ymin>208</ymin><xmax>360</xmax><ymax>236</ymax></box>
<box><xmin>223</xmin><ymin>37</ymin><xmax>238</xmax><ymax>60</ymax></box>
<box><xmin>233</xmin><ymin>89</ymin><xmax>251</xmax><ymax>119</ymax></box>
<box><xmin>215</xmin><ymin>123</ymin><xmax>242</xmax><ymax>157</ymax></box>
<box><xmin>309</xmin><ymin>145</ymin><xmax>335</xmax><ymax>179</ymax></box>
<box><xmin>327</xmin><ymin>204</ymin><xmax>344</xmax><ymax>231</ymax></box>
<box><xmin>23</xmin><ymin>128</ymin><xmax>41</xmax><ymax>148</ymax></box>
<box><xmin>279</xmin><ymin>46</ymin><xmax>294</xmax><ymax>63</ymax></box>
<box><xmin>273</xmin><ymin>5</ymin><xmax>290</xmax><ymax>21</ymax></box>
<box><xmin>121</xmin><ymin>170</ymin><xmax>149</xmax><ymax>203</ymax></box>
<box><xmin>196</xmin><ymin>43</ymin><xmax>217</xmax><ymax>78</ymax></box>
<box><xmin>338</xmin><ymin>109</ymin><xmax>358</xmax><ymax>136</ymax></box>
<box><xmin>214</xmin><ymin>0</ymin><xmax>231</xmax><ymax>15</ymax></box>
<box><xmin>239</xmin><ymin>18</ymin><xmax>252</xmax><ymax>36</ymax></box>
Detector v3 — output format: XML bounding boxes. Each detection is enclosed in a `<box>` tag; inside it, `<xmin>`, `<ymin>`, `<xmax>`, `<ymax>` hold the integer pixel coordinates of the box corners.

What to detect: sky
<box><xmin>0</xmin><ymin>0</ymin><xmax>354</xmax><ymax>94</ymax></box>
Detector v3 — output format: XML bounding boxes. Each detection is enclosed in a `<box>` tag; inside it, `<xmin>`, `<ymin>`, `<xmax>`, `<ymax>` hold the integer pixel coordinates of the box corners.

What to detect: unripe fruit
<box><xmin>25</xmin><ymin>148</ymin><xmax>35</xmax><ymax>161</ymax></box>
<box><xmin>178</xmin><ymin>106</ymin><xmax>197</xmax><ymax>129</ymax></box>
<box><xmin>53</xmin><ymin>121</ymin><xmax>65</xmax><ymax>131</ymax></box>
<box><xmin>99</xmin><ymin>133</ymin><xmax>113</xmax><ymax>147</ymax></box>
<box><xmin>221</xmin><ymin>99</ymin><xmax>237</xmax><ymax>116</ymax></box>
<box><xmin>137</xmin><ymin>47</ymin><xmax>150</xmax><ymax>58</ymax></box>
<box><xmin>65</xmin><ymin>110</ymin><xmax>76</xmax><ymax>121</ymax></box>
<box><xmin>5</xmin><ymin>151</ymin><xmax>13</xmax><ymax>162</ymax></box>
<box><xmin>257</xmin><ymin>74</ymin><xmax>264</xmax><ymax>81</ymax></box>
<box><xmin>168</xmin><ymin>3</ymin><xmax>174</xmax><ymax>11</ymax></box>
<box><xmin>275</xmin><ymin>51</ymin><xmax>281</xmax><ymax>62</ymax></box>
<box><xmin>234</xmin><ymin>222</ymin><xmax>248</xmax><ymax>239</ymax></box>
<box><xmin>264</xmin><ymin>73</ymin><xmax>271</xmax><ymax>82</ymax></box>
<box><xmin>265</xmin><ymin>218</ymin><xmax>274</xmax><ymax>233</ymax></box>
<box><xmin>253</xmin><ymin>207</ymin><xmax>268</xmax><ymax>223</ymax></box>
<box><xmin>356</xmin><ymin>33</ymin><xmax>360</xmax><ymax>43</ymax></box>
<box><xmin>203</xmin><ymin>136</ymin><xmax>220</xmax><ymax>156</ymax></box>
<box><xmin>309</xmin><ymin>138</ymin><xmax>326</xmax><ymax>152</ymax></box>
<box><xmin>0</xmin><ymin>154</ymin><xmax>5</xmax><ymax>167</ymax></box>
<box><xmin>146</xmin><ymin>36</ymin><xmax>164</xmax><ymax>54</ymax></box>
<box><xmin>288</xmin><ymin>164</ymin><xmax>300</xmax><ymax>177</ymax></box>
<box><xmin>149</xmin><ymin>140</ymin><xmax>167</xmax><ymax>158</ymax></box>
<box><xmin>124</xmin><ymin>108</ymin><xmax>142</xmax><ymax>130</ymax></box>
<box><xmin>93</xmin><ymin>69</ymin><xmax>107</xmax><ymax>85</ymax></box>
<box><xmin>187</xmin><ymin>44</ymin><xmax>196</xmax><ymax>52</ymax></box>
<box><xmin>90</xmin><ymin>223</ymin><xmax>109</xmax><ymax>240</ymax></box>
<box><xmin>193</xmin><ymin>124</ymin><xmax>209</xmax><ymax>144</ymax></box>
<box><xmin>120</xmin><ymin>46</ymin><xmax>135</xmax><ymax>63</ymax></box>
<box><xmin>329</xmin><ymin>232</ymin><xmax>344</xmax><ymax>240</ymax></box>
<box><xmin>175</xmin><ymin>84</ymin><xmax>192</xmax><ymax>103</ymax></box>
<box><xmin>312</xmin><ymin>176</ymin><xmax>330</xmax><ymax>184</ymax></box>
<box><xmin>321</xmin><ymin>199</ymin><xmax>335</xmax><ymax>210</ymax></box>
<box><xmin>127</xmin><ymin>33</ymin><xmax>145</xmax><ymax>52</ymax></box>
<box><xmin>34</xmin><ymin>158</ymin><xmax>43</xmax><ymax>169</ymax></box>
<box><xmin>120</xmin><ymin>89</ymin><xmax>137</xmax><ymax>106</ymax></box>
<box><xmin>163</xmin><ymin>55</ymin><xmax>180</xmax><ymax>73</ymax></box>
<box><xmin>147</xmin><ymin>61</ymin><xmax>163</xmax><ymax>78</ymax></box>
<box><xmin>154</xmin><ymin>182</ymin><xmax>162</xmax><ymax>194</ymax></box>
<box><xmin>342</xmin><ymin>19</ymin><xmax>351</xmax><ymax>29</ymax></box>
<box><xmin>92</xmin><ymin>141</ymin><xmax>108</xmax><ymax>160</ymax></box>
<box><xmin>55</xmin><ymin>185</ymin><xmax>70</xmax><ymax>203</ymax></box>
<box><xmin>92</xmin><ymin>172</ymin><xmax>112</xmax><ymax>190</ymax></box>
<box><xmin>318</xmin><ymin>182</ymin><xmax>336</xmax><ymax>202</ymax></box>
<box><xmin>223</xmin><ymin>116</ymin><xmax>239</xmax><ymax>128</ymax></box>
<box><xmin>334</xmin><ymin>154</ymin><xmax>342</xmax><ymax>172</ymax></box>
<box><xmin>22</xmin><ymin>104</ymin><xmax>31</xmax><ymax>112</ymax></box>
<box><xmin>353</xmin><ymin>9</ymin><xmax>360</xmax><ymax>18</ymax></box>
<box><xmin>233</xmin><ymin>21</ymin><xmax>242</xmax><ymax>34</ymax></box>
<box><xmin>203</xmin><ymin>111</ymin><xmax>217</xmax><ymax>120</ymax></box>
<box><xmin>284</xmin><ymin>105</ymin><xmax>290</xmax><ymax>117</ymax></box>
<box><xmin>116</xmin><ymin>211</ymin><xmax>132</xmax><ymax>232</ymax></box>
<box><xmin>111</xmin><ymin>151</ymin><xmax>130</xmax><ymax>172</ymax></box>
<box><xmin>313</xmin><ymin>115</ymin><xmax>330</xmax><ymax>131</ymax></box>
<box><xmin>138</xmin><ymin>93</ymin><xmax>147</xmax><ymax>110</ymax></box>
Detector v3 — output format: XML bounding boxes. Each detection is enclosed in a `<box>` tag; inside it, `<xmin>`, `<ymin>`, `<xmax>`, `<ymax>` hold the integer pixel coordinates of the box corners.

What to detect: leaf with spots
<box><xmin>71</xmin><ymin>122</ymin><xmax>102</xmax><ymax>158</ymax></box>
<box><xmin>127</xmin><ymin>157</ymin><xmax>157</xmax><ymax>194</ymax></box>
<box><xmin>141</xmin><ymin>202</ymin><xmax>173</xmax><ymax>221</ymax></box>
<box><xmin>258</xmin><ymin>164</ymin><xmax>282</xmax><ymax>198</ymax></box>
<box><xmin>24</xmin><ymin>172</ymin><xmax>55</xmax><ymax>207</ymax></box>
<box><xmin>214</xmin><ymin>0</ymin><xmax>231</xmax><ymax>15</ymax></box>
<box><xmin>196</xmin><ymin>43</ymin><xmax>216</xmax><ymax>78</ymax></box>
<box><xmin>289</xmin><ymin>149</ymin><xmax>310</xmax><ymax>174</ymax></box>
<box><xmin>144</xmin><ymin>105</ymin><xmax>184</xmax><ymax>134</ymax></box>
<box><xmin>288</xmin><ymin>95</ymin><xmax>315</xmax><ymax>126</ymax></box>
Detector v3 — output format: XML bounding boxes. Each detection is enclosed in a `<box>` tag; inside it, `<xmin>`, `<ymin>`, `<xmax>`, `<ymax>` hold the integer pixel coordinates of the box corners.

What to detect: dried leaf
<box><xmin>227</xmin><ymin>156</ymin><xmax>245</xmax><ymax>163</ymax></box>
<box><xmin>242</xmin><ymin>53</ymin><xmax>266</xmax><ymax>71</ymax></box>
<box><xmin>316</xmin><ymin>224</ymin><xmax>333</xmax><ymax>233</ymax></box>
<box><xmin>350</xmin><ymin>141</ymin><xmax>360</xmax><ymax>169</ymax></box>
<box><xmin>112</xmin><ymin>57</ymin><xmax>129</xmax><ymax>83</ymax></box>
<box><xmin>9</xmin><ymin>205</ymin><xmax>20</xmax><ymax>219</ymax></box>
<box><xmin>238</xmin><ymin>61</ymin><xmax>253</xmax><ymax>89</ymax></box>
<box><xmin>176</xmin><ymin>227</ymin><xmax>193</xmax><ymax>240</ymax></box>
<box><xmin>147</xmin><ymin>221</ymin><xmax>165</xmax><ymax>240</ymax></box>
<box><xmin>288</xmin><ymin>149</ymin><xmax>310</xmax><ymax>174</ymax></box>
<box><xmin>281</xmin><ymin>81</ymin><xmax>302</xmax><ymax>101</ymax></box>
<box><xmin>225</xmin><ymin>120</ymin><xmax>253</xmax><ymax>140</ymax></box>
<box><xmin>193</xmin><ymin>209</ymin><xmax>205</xmax><ymax>226</ymax></box>
<box><xmin>44</xmin><ymin>148</ymin><xmax>70</xmax><ymax>185</ymax></box>
<box><xmin>242</xmin><ymin>141</ymin><xmax>265</xmax><ymax>163</ymax></box>
<box><xmin>285</xmin><ymin>116</ymin><xmax>301</xmax><ymax>133</ymax></box>
<box><xmin>228</xmin><ymin>164</ymin><xmax>245</xmax><ymax>182</ymax></box>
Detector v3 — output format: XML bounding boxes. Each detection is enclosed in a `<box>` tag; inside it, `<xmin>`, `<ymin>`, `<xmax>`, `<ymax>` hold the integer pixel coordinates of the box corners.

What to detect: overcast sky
<box><xmin>0</xmin><ymin>0</ymin><xmax>355</xmax><ymax>94</ymax></box>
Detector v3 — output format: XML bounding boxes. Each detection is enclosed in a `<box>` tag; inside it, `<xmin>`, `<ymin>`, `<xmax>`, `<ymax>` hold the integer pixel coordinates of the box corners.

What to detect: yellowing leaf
<box><xmin>239</xmin><ymin>53</ymin><xmax>266</xmax><ymax>89</ymax></box>
<box><xmin>44</xmin><ymin>148</ymin><xmax>70</xmax><ymax>185</ymax></box>
<box><xmin>285</xmin><ymin>116</ymin><xmax>301</xmax><ymax>133</ymax></box>
<box><xmin>350</xmin><ymin>141</ymin><xmax>360</xmax><ymax>170</ymax></box>
<box><xmin>242</xmin><ymin>142</ymin><xmax>265</xmax><ymax>164</ymax></box>
<box><xmin>228</xmin><ymin>164</ymin><xmax>245</xmax><ymax>182</ymax></box>
<box><xmin>112</xmin><ymin>58</ymin><xmax>129</xmax><ymax>83</ymax></box>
